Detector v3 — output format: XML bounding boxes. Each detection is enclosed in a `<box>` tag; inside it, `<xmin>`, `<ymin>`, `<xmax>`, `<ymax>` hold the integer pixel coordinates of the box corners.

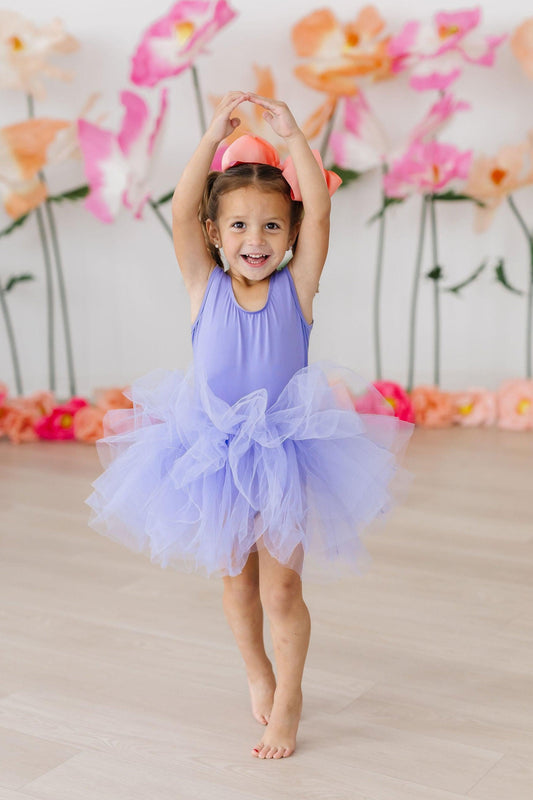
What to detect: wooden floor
<box><xmin>0</xmin><ymin>426</ymin><xmax>532</xmax><ymax>799</ymax></box>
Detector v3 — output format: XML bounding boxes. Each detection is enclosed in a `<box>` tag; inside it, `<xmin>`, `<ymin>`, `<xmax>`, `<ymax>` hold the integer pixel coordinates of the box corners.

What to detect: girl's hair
<box><xmin>199</xmin><ymin>163</ymin><xmax>304</xmax><ymax>268</ymax></box>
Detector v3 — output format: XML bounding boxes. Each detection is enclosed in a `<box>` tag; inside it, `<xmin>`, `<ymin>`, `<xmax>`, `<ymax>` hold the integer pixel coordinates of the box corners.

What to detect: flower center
<box><xmin>385</xmin><ymin>396</ymin><xmax>396</xmax><ymax>408</ymax></box>
<box><xmin>517</xmin><ymin>398</ymin><xmax>531</xmax><ymax>415</ymax></box>
<box><xmin>9</xmin><ymin>35</ymin><xmax>24</xmax><ymax>51</ymax></box>
<box><xmin>60</xmin><ymin>413</ymin><xmax>73</xmax><ymax>428</ymax></box>
<box><xmin>431</xmin><ymin>163</ymin><xmax>441</xmax><ymax>183</ymax></box>
<box><xmin>344</xmin><ymin>31</ymin><xmax>360</xmax><ymax>49</ymax></box>
<box><xmin>438</xmin><ymin>24</ymin><xmax>460</xmax><ymax>39</ymax></box>
<box><xmin>490</xmin><ymin>167</ymin><xmax>507</xmax><ymax>186</ymax></box>
<box><xmin>174</xmin><ymin>21</ymin><xmax>195</xmax><ymax>46</ymax></box>
<box><xmin>459</xmin><ymin>402</ymin><xmax>473</xmax><ymax>415</ymax></box>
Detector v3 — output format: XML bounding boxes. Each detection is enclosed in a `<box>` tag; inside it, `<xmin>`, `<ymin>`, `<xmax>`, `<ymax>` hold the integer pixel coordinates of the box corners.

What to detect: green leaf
<box><xmin>494</xmin><ymin>258</ymin><xmax>524</xmax><ymax>295</ymax></box>
<box><xmin>443</xmin><ymin>259</ymin><xmax>488</xmax><ymax>294</ymax></box>
<box><xmin>367</xmin><ymin>196</ymin><xmax>405</xmax><ymax>225</ymax></box>
<box><xmin>47</xmin><ymin>185</ymin><xmax>90</xmax><ymax>203</ymax></box>
<box><xmin>426</xmin><ymin>265</ymin><xmax>443</xmax><ymax>281</ymax></box>
<box><xmin>432</xmin><ymin>189</ymin><xmax>485</xmax><ymax>208</ymax></box>
<box><xmin>153</xmin><ymin>190</ymin><xmax>174</xmax><ymax>206</ymax></box>
<box><xmin>328</xmin><ymin>164</ymin><xmax>362</xmax><ymax>189</ymax></box>
<box><xmin>0</xmin><ymin>213</ymin><xmax>30</xmax><ymax>239</ymax></box>
<box><xmin>4</xmin><ymin>273</ymin><xmax>35</xmax><ymax>292</ymax></box>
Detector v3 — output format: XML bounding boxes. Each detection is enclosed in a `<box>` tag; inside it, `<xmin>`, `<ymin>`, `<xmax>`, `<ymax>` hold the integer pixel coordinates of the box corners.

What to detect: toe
<box><xmin>273</xmin><ymin>747</ymin><xmax>284</xmax><ymax>759</ymax></box>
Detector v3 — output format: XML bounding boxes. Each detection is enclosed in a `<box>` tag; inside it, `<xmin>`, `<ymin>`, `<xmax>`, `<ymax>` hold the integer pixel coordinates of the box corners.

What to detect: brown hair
<box><xmin>199</xmin><ymin>163</ymin><xmax>304</xmax><ymax>268</ymax></box>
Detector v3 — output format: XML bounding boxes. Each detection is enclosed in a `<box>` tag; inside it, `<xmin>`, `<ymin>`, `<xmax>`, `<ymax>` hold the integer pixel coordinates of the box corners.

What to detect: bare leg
<box><xmin>252</xmin><ymin>539</ymin><xmax>310</xmax><ymax>759</ymax></box>
<box><xmin>222</xmin><ymin>549</ymin><xmax>276</xmax><ymax>724</ymax></box>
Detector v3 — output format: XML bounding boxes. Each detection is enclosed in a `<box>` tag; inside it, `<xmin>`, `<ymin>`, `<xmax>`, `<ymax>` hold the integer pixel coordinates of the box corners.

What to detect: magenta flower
<box><xmin>78</xmin><ymin>89</ymin><xmax>168</xmax><ymax>222</ymax></box>
<box><xmin>131</xmin><ymin>0</ymin><xmax>236</xmax><ymax>87</ymax></box>
<box><xmin>388</xmin><ymin>7</ymin><xmax>506</xmax><ymax>91</ymax></box>
<box><xmin>384</xmin><ymin>140</ymin><xmax>472</xmax><ymax>198</ymax></box>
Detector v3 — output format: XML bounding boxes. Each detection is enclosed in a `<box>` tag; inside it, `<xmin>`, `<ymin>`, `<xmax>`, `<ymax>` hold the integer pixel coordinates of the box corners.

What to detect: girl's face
<box><xmin>206</xmin><ymin>185</ymin><xmax>297</xmax><ymax>279</ymax></box>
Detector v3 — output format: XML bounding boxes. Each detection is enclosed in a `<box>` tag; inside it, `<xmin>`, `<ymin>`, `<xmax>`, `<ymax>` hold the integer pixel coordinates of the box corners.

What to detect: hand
<box><xmin>206</xmin><ymin>91</ymin><xmax>249</xmax><ymax>143</ymax></box>
<box><xmin>246</xmin><ymin>94</ymin><xmax>300</xmax><ymax>140</ymax></box>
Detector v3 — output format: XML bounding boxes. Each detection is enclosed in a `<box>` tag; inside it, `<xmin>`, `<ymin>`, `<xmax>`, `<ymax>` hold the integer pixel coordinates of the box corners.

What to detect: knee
<box><xmin>261</xmin><ymin>578</ymin><xmax>302</xmax><ymax>618</ymax></box>
<box><xmin>223</xmin><ymin>575</ymin><xmax>260</xmax><ymax>605</ymax></box>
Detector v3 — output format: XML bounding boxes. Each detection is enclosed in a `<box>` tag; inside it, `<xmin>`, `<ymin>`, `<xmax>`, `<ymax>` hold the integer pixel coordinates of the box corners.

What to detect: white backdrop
<box><xmin>1</xmin><ymin>0</ymin><xmax>533</xmax><ymax>398</ymax></box>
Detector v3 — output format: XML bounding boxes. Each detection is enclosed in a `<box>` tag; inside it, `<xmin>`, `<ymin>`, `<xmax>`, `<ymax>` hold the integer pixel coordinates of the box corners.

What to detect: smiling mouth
<box><xmin>241</xmin><ymin>254</ymin><xmax>270</xmax><ymax>267</ymax></box>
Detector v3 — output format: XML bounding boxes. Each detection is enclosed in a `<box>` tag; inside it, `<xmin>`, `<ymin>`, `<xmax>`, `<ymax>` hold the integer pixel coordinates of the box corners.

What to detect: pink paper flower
<box><xmin>410</xmin><ymin>385</ymin><xmax>455</xmax><ymax>427</ymax></box>
<box><xmin>388</xmin><ymin>7</ymin><xmax>506</xmax><ymax>91</ymax></box>
<box><xmin>497</xmin><ymin>379</ymin><xmax>533</xmax><ymax>430</ymax></box>
<box><xmin>330</xmin><ymin>90</ymin><xmax>469</xmax><ymax>174</ymax></box>
<box><xmin>450</xmin><ymin>388</ymin><xmax>497</xmax><ymax>426</ymax></box>
<box><xmin>131</xmin><ymin>0</ymin><xmax>236</xmax><ymax>88</ymax></box>
<box><xmin>355</xmin><ymin>380</ymin><xmax>416</xmax><ymax>423</ymax></box>
<box><xmin>0</xmin><ymin>10</ymin><xmax>78</xmax><ymax>99</ymax></box>
<box><xmin>384</xmin><ymin>139</ymin><xmax>472</xmax><ymax>198</ymax></box>
<box><xmin>34</xmin><ymin>397</ymin><xmax>88</xmax><ymax>440</ymax></box>
<box><xmin>78</xmin><ymin>88</ymin><xmax>168</xmax><ymax>222</ymax></box>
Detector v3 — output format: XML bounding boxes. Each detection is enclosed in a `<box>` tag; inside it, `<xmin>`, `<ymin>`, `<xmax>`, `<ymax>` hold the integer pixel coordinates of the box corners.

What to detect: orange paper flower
<box><xmin>410</xmin><ymin>385</ymin><xmax>455</xmax><ymax>428</ymax></box>
<box><xmin>511</xmin><ymin>18</ymin><xmax>533</xmax><ymax>81</ymax></box>
<box><xmin>291</xmin><ymin>6</ymin><xmax>394</xmax><ymax>97</ymax></box>
<box><xmin>450</xmin><ymin>388</ymin><xmax>497</xmax><ymax>426</ymax></box>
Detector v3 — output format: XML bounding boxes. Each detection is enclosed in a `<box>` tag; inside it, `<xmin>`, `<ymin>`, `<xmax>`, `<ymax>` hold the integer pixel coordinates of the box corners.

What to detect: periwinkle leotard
<box><xmin>192</xmin><ymin>265</ymin><xmax>313</xmax><ymax>407</ymax></box>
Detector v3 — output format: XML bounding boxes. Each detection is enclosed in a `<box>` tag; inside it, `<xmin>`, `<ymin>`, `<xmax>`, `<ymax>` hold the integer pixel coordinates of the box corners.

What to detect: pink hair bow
<box><xmin>219</xmin><ymin>134</ymin><xmax>342</xmax><ymax>201</ymax></box>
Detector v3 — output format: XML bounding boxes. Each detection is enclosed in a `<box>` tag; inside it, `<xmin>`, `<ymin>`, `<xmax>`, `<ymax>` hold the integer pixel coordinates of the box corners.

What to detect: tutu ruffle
<box><xmin>85</xmin><ymin>360</ymin><xmax>414</xmax><ymax>581</ymax></box>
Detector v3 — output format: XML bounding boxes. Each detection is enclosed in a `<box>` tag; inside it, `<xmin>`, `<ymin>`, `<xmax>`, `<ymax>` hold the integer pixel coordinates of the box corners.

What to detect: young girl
<box><xmin>85</xmin><ymin>91</ymin><xmax>414</xmax><ymax>760</ymax></box>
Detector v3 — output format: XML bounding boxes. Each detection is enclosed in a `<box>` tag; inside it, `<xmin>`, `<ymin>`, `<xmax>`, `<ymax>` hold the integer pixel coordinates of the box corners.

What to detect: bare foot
<box><xmin>251</xmin><ymin>688</ymin><xmax>302</xmax><ymax>758</ymax></box>
<box><xmin>247</xmin><ymin>667</ymin><xmax>276</xmax><ymax>725</ymax></box>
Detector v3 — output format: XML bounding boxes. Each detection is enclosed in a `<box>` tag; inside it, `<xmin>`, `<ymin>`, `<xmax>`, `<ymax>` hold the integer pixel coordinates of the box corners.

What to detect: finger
<box><xmin>246</xmin><ymin>93</ymin><xmax>279</xmax><ymax>110</ymax></box>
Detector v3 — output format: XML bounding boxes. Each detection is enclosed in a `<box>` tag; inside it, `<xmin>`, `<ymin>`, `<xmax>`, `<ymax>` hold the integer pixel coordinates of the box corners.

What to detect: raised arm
<box><xmin>171</xmin><ymin>91</ymin><xmax>249</xmax><ymax>292</ymax></box>
<box><xmin>247</xmin><ymin>93</ymin><xmax>331</xmax><ymax>296</ymax></box>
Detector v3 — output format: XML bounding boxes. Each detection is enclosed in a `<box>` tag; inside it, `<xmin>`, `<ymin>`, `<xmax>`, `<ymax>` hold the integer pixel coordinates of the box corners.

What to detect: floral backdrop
<box><xmin>1</xmin><ymin>1</ymin><xmax>533</xmax><ymax>443</ymax></box>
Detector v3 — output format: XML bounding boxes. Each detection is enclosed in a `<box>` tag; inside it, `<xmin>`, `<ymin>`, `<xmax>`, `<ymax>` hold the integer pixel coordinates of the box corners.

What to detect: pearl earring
<box><xmin>217</xmin><ymin>245</ymin><xmax>230</xmax><ymax>272</ymax></box>
<box><xmin>278</xmin><ymin>248</ymin><xmax>294</xmax><ymax>270</ymax></box>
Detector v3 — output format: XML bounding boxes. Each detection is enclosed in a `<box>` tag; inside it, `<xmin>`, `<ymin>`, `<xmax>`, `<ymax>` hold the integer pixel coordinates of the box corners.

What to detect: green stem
<box><xmin>429</xmin><ymin>195</ymin><xmax>441</xmax><ymax>387</ymax></box>
<box><xmin>319</xmin><ymin>100</ymin><xmax>338</xmax><ymax>164</ymax></box>
<box><xmin>43</xmin><ymin>199</ymin><xmax>76</xmax><ymax>396</ymax></box>
<box><xmin>407</xmin><ymin>195</ymin><xmax>428</xmax><ymax>393</ymax></box>
<box><xmin>27</xmin><ymin>93</ymin><xmax>56</xmax><ymax>393</ymax></box>
<box><xmin>0</xmin><ymin>281</ymin><xmax>23</xmax><ymax>395</ymax></box>
<box><xmin>507</xmin><ymin>195</ymin><xmax>533</xmax><ymax>379</ymax></box>
<box><xmin>149</xmin><ymin>199</ymin><xmax>172</xmax><ymax>238</ymax></box>
<box><xmin>373</xmin><ymin>171</ymin><xmax>387</xmax><ymax>380</ymax></box>
<box><xmin>191</xmin><ymin>65</ymin><xmax>207</xmax><ymax>135</ymax></box>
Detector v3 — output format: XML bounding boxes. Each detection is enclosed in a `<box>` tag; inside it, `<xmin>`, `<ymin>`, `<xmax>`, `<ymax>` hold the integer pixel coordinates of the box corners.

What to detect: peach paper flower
<box><xmin>465</xmin><ymin>133</ymin><xmax>533</xmax><ymax>232</ymax></box>
<box><xmin>450</xmin><ymin>388</ymin><xmax>497</xmax><ymax>426</ymax></box>
<box><xmin>131</xmin><ymin>0</ymin><xmax>236</xmax><ymax>87</ymax></box>
<box><xmin>496</xmin><ymin>379</ymin><xmax>533</xmax><ymax>430</ymax></box>
<box><xmin>511</xmin><ymin>18</ymin><xmax>533</xmax><ymax>80</ymax></box>
<box><xmin>1</xmin><ymin>389</ymin><xmax>56</xmax><ymax>443</ymax></box>
<box><xmin>0</xmin><ymin>10</ymin><xmax>78</xmax><ymax>99</ymax></box>
<box><xmin>73</xmin><ymin>405</ymin><xmax>106</xmax><ymax>443</ymax></box>
<box><xmin>410</xmin><ymin>385</ymin><xmax>455</xmax><ymax>427</ymax></box>
<box><xmin>291</xmin><ymin>6</ymin><xmax>394</xmax><ymax>97</ymax></box>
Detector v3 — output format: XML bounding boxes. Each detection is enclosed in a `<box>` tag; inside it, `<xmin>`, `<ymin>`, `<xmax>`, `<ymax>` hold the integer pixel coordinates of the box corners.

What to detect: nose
<box><xmin>245</xmin><ymin>225</ymin><xmax>266</xmax><ymax>247</ymax></box>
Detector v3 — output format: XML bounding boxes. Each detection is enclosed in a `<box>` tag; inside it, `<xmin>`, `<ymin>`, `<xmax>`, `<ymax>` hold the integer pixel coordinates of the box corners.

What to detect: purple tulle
<box><xmin>85</xmin><ymin>360</ymin><xmax>415</xmax><ymax>582</ymax></box>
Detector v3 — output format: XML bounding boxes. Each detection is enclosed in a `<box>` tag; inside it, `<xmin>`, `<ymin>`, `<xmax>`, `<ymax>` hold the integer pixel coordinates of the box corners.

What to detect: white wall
<box><xmin>1</xmin><ymin>0</ymin><xmax>533</xmax><ymax>398</ymax></box>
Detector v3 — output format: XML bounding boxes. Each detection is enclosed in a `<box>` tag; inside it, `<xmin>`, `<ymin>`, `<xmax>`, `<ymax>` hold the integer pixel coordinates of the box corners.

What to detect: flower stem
<box><xmin>373</xmin><ymin>172</ymin><xmax>387</xmax><ymax>380</ymax></box>
<box><xmin>429</xmin><ymin>195</ymin><xmax>441</xmax><ymax>387</ymax></box>
<box><xmin>407</xmin><ymin>195</ymin><xmax>428</xmax><ymax>393</ymax></box>
<box><xmin>507</xmin><ymin>194</ymin><xmax>533</xmax><ymax>378</ymax></box>
<box><xmin>0</xmin><ymin>280</ymin><xmax>23</xmax><ymax>395</ymax></box>
<box><xmin>191</xmin><ymin>65</ymin><xmax>207</xmax><ymax>135</ymax></box>
<box><xmin>319</xmin><ymin>100</ymin><xmax>337</xmax><ymax>164</ymax></box>
<box><xmin>148</xmin><ymin>199</ymin><xmax>173</xmax><ymax>238</ymax></box>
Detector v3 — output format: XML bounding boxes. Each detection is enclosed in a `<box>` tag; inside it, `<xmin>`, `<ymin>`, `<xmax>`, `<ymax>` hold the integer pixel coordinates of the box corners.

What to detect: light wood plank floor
<box><xmin>0</xmin><ymin>427</ymin><xmax>532</xmax><ymax>799</ymax></box>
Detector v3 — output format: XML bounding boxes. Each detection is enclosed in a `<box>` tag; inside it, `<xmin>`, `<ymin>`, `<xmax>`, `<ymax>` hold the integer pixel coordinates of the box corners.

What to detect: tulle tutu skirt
<box><xmin>85</xmin><ymin>360</ymin><xmax>415</xmax><ymax>582</ymax></box>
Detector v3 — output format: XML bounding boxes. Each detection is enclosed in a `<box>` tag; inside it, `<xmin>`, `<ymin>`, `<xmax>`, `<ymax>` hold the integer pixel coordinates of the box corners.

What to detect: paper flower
<box><xmin>355</xmin><ymin>380</ymin><xmax>415</xmax><ymax>422</ymax></box>
<box><xmin>0</xmin><ymin>389</ymin><xmax>55</xmax><ymax>443</ymax></box>
<box><xmin>329</xmin><ymin>90</ymin><xmax>469</xmax><ymax>174</ymax></box>
<box><xmin>34</xmin><ymin>397</ymin><xmax>88</xmax><ymax>440</ymax></box>
<box><xmin>384</xmin><ymin>139</ymin><xmax>472</xmax><ymax>198</ymax></box>
<box><xmin>388</xmin><ymin>7</ymin><xmax>506</xmax><ymax>91</ymax></box>
<box><xmin>450</xmin><ymin>388</ymin><xmax>497</xmax><ymax>426</ymax></box>
<box><xmin>410</xmin><ymin>385</ymin><xmax>455</xmax><ymax>427</ymax></box>
<box><xmin>464</xmin><ymin>133</ymin><xmax>533</xmax><ymax>231</ymax></box>
<box><xmin>78</xmin><ymin>88</ymin><xmax>168</xmax><ymax>222</ymax></box>
<box><xmin>131</xmin><ymin>0</ymin><xmax>236</xmax><ymax>87</ymax></box>
<box><xmin>497</xmin><ymin>379</ymin><xmax>533</xmax><ymax>430</ymax></box>
<box><xmin>291</xmin><ymin>6</ymin><xmax>394</xmax><ymax>97</ymax></box>
<box><xmin>0</xmin><ymin>10</ymin><xmax>78</xmax><ymax>99</ymax></box>
<box><xmin>511</xmin><ymin>18</ymin><xmax>533</xmax><ymax>80</ymax></box>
